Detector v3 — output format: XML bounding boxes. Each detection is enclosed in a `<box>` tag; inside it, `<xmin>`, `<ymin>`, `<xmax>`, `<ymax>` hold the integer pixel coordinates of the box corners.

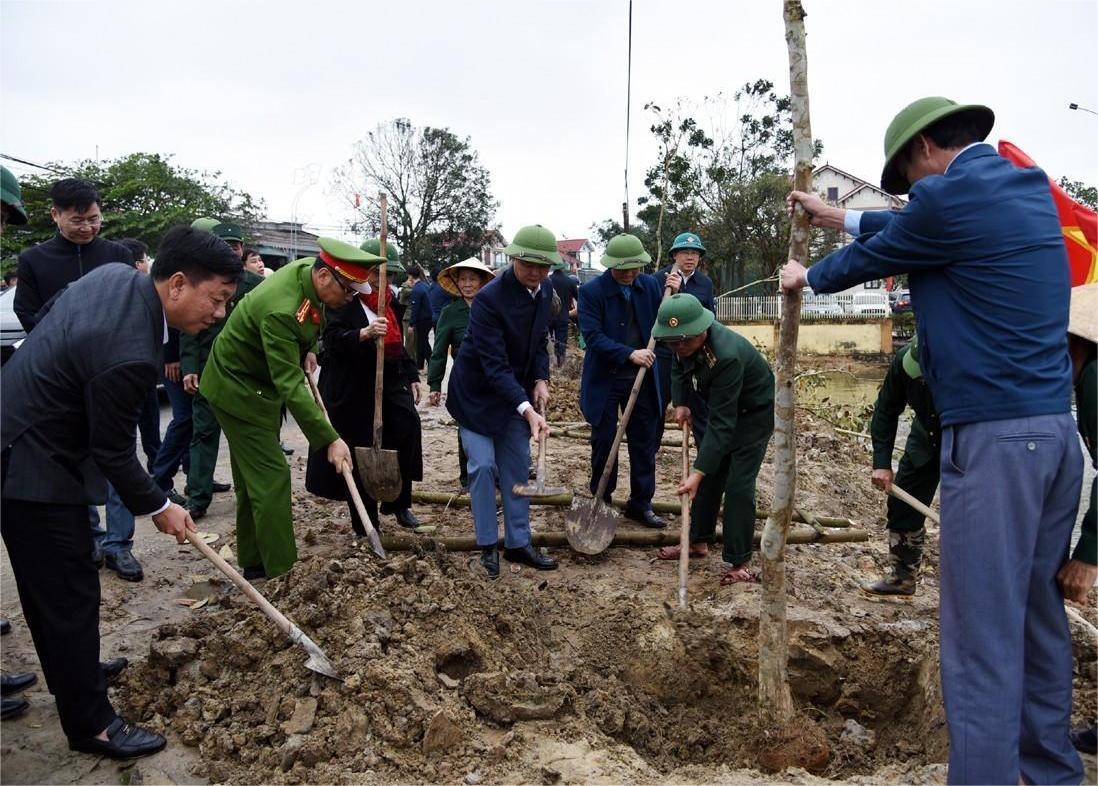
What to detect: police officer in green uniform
<box><xmin>864</xmin><ymin>333</ymin><xmax>941</xmax><ymax>598</ymax></box>
<box><xmin>180</xmin><ymin>221</ymin><xmax>263</xmax><ymax>518</ymax></box>
<box><xmin>651</xmin><ymin>293</ymin><xmax>774</xmax><ymax>584</ymax></box>
<box><xmin>201</xmin><ymin>238</ymin><xmax>381</xmax><ymax>579</ymax></box>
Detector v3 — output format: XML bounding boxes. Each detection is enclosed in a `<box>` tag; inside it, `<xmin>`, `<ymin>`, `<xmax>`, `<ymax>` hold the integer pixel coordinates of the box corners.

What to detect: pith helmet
<box><xmin>669</xmin><ymin>232</ymin><xmax>706</xmax><ymax>256</ymax></box>
<box><xmin>902</xmin><ymin>333</ymin><xmax>923</xmax><ymax>379</ymax></box>
<box><xmin>651</xmin><ymin>293</ymin><xmax>715</xmax><ymax>341</ymax></box>
<box><xmin>880</xmin><ymin>96</ymin><xmax>994</xmax><ymax>195</ymax></box>
<box><xmin>359</xmin><ymin>238</ymin><xmax>402</xmax><ymax>263</ymax></box>
<box><xmin>600</xmin><ymin>233</ymin><xmax>651</xmax><ymax>270</ymax></box>
<box><xmin>1068</xmin><ymin>283</ymin><xmax>1098</xmax><ymax>344</ymax></box>
<box><xmin>503</xmin><ymin>224</ymin><xmax>562</xmax><ymax>267</ymax></box>
<box><xmin>438</xmin><ymin>257</ymin><xmax>495</xmax><ymax>296</ymax></box>
<box><xmin>190</xmin><ymin>217</ymin><xmax>220</xmax><ymax>232</ymax></box>
<box><xmin>0</xmin><ymin>166</ymin><xmax>28</xmax><ymax>225</ymax></box>
<box><xmin>316</xmin><ymin>237</ymin><xmax>384</xmax><ymax>293</ymax></box>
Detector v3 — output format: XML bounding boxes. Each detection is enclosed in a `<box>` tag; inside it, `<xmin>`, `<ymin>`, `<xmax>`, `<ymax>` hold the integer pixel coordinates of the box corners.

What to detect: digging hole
<box><xmin>435</xmin><ymin>641</ymin><xmax>484</xmax><ymax>681</ymax></box>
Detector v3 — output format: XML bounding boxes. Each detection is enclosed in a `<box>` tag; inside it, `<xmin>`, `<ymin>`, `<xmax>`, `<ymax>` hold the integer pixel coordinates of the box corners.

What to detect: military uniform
<box><xmin>201</xmin><ymin>258</ymin><xmax>343</xmax><ymax>577</ymax></box>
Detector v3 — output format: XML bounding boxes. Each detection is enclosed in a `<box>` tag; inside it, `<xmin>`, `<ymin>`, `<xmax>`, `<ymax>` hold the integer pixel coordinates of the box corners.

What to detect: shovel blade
<box><xmin>289</xmin><ymin>627</ymin><xmax>342</xmax><ymax>681</ymax></box>
<box><xmin>356</xmin><ymin>446</ymin><xmax>402</xmax><ymax>503</ymax></box>
<box><xmin>565</xmin><ymin>497</ymin><xmax>618</xmax><ymax>555</ymax></box>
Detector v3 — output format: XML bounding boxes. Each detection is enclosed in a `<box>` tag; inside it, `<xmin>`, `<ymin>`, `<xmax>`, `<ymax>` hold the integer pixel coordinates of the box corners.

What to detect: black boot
<box><xmin>862</xmin><ymin>527</ymin><xmax>924</xmax><ymax>599</ymax></box>
<box><xmin>480</xmin><ymin>547</ymin><xmax>500</xmax><ymax>580</ymax></box>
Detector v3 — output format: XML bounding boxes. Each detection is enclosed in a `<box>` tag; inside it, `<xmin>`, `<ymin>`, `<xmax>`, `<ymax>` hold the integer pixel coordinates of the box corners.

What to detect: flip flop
<box><xmin>656</xmin><ymin>544</ymin><xmax>708</xmax><ymax>561</ymax></box>
<box><xmin>719</xmin><ymin>566</ymin><xmax>759</xmax><ymax>585</ymax></box>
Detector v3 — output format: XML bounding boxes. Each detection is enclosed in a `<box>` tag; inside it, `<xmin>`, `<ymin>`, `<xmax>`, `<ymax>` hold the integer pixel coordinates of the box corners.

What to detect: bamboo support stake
<box><xmin>758</xmin><ymin>0</ymin><xmax>814</xmax><ymax>723</ymax></box>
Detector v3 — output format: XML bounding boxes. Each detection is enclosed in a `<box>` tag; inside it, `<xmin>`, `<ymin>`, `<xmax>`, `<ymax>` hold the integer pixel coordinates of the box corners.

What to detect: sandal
<box><xmin>719</xmin><ymin>566</ymin><xmax>759</xmax><ymax>585</ymax></box>
<box><xmin>656</xmin><ymin>544</ymin><xmax>708</xmax><ymax>561</ymax></box>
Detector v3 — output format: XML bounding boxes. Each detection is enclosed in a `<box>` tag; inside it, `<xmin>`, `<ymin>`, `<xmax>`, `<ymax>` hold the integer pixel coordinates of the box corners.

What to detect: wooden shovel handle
<box><xmin>888</xmin><ymin>483</ymin><xmax>940</xmax><ymax>525</ymax></box>
<box><xmin>374</xmin><ymin>193</ymin><xmax>388</xmax><ymax>448</ymax></box>
<box><xmin>677</xmin><ymin>422</ymin><xmax>691</xmax><ymax>609</ymax></box>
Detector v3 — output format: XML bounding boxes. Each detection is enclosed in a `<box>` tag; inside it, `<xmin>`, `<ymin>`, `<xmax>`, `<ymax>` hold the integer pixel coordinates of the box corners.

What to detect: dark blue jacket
<box><xmin>577</xmin><ymin>270</ymin><xmax>663</xmax><ymax>424</ymax></box>
<box><xmin>408</xmin><ymin>280</ymin><xmax>432</xmax><ymax>325</ymax></box>
<box><xmin>806</xmin><ymin>143</ymin><xmax>1072</xmax><ymax>427</ymax></box>
<box><xmin>428</xmin><ymin>281</ymin><xmax>455</xmax><ymax>324</ymax></box>
<box><xmin>446</xmin><ymin>267</ymin><xmax>552</xmax><ymax>437</ymax></box>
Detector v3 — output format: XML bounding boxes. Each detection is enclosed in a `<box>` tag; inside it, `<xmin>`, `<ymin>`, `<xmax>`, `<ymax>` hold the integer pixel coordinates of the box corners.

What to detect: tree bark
<box><xmin>758</xmin><ymin>0</ymin><xmax>814</xmax><ymax>723</ymax></box>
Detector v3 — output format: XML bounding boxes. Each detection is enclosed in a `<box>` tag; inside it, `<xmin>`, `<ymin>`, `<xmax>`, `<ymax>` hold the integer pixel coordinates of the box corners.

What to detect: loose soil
<box><xmin>2</xmin><ymin>349</ymin><xmax>1095</xmax><ymax>785</ymax></box>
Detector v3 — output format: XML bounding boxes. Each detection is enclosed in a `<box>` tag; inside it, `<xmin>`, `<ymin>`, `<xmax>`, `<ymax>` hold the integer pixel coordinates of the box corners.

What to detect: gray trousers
<box><xmin>938</xmin><ymin>414</ymin><xmax>1083</xmax><ymax>784</ymax></box>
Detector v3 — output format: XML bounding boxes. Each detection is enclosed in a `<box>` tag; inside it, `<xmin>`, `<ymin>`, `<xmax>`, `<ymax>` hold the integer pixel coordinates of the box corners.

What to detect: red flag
<box><xmin>998</xmin><ymin>140</ymin><xmax>1098</xmax><ymax>286</ymax></box>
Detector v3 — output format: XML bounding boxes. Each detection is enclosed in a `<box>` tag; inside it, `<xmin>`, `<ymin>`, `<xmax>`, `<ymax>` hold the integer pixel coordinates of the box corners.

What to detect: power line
<box><xmin>0</xmin><ymin>153</ymin><xmax>69</xmax><ymax>175</ymax></box>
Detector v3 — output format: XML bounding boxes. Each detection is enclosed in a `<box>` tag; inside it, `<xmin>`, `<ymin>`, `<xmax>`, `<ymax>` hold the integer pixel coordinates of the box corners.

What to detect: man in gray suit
<box><xmin>0</xmin><ymin>225</ymin><xmax>242</xmax><ymax>759</ymax></box>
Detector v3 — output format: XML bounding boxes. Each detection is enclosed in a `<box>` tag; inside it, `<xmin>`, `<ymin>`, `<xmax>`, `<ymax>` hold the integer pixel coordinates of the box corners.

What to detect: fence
<box><xmin>715</xmin><ymin>293</ymin><xmax>890</xmax><ymax>322</ymax></box>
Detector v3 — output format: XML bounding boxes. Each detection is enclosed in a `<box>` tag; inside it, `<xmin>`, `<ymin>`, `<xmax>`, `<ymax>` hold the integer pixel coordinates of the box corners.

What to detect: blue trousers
<box><xmin>588</xmin><ymin>374</ymin><xmax>660</xmax><ymax>510</ymax></box>
<box><xmin>939</xmin><ymin>414</ymin><xmax>1083</xmax><ymax>785</ymax></box>
<box><xmin>460</xmin><ymin>418</ymin><xmax>533</xmax><ymax>548</ymax></box>
<box><xmin>88</xmin><ymin>482</ymin><xmax>134</xmax><ymax>556</ymax></box>
<box><xmin>151</xmin><ymin>374</ymin><xmax>192</xmax><ymax>491</ymax></box>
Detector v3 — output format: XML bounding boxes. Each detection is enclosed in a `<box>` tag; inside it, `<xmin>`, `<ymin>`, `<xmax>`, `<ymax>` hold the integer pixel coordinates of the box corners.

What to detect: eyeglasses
<box><xmin>63</xmin><ymin>215</ymin><xmax>103</xmax><ymax>228</ymax></box>
<box><xmin>325</xmin><ymin>265</ymin><xmax>356</xmax><ymax>295</ymax></box>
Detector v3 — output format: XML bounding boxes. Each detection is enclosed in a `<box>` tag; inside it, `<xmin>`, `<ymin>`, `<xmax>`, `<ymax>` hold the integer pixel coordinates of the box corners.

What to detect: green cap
<box><xmin>669</xmin><ymin>232</ymin><xmax>706</xmax><ymax>255</ymax></box>
<box><xmin>1</xmin><ymin>166</ymin><xmax>28</xmax><ymax>225</ymax></box>
<box><xmin>880</xmin><ymin>97</ymin><xmax>994</xmax><ymax>195</ymax></box>
<box><xmin>190</xmin><ymin>217</ymin><xmax>220</xmax><ymax>232</ymax></box>
<box><xmin>902</xmin><ymin>333</ymin><xmax>922</xmax><ymax>379</ymax></box>
<box><xmin>651</xmin><ymin>293</ymin><xmax>715</xmax><ymax>341</ymax></box>
<box><xmin>600</xmin><ymin>233</ymin><xmax>651</xmax><ymax>270</ymax></box>
<box><xmin>212</xmin><ymin>222</ymin><xmax>244</xmax><ymax>242</ymax></box>
<box><xmin>503</xmin><ymin>224</ymin><xmax>563</xmax><ymax>267</ymax></box>
<box><xmin>359</xmin><ymin>238</ymin><xmax>402</xmax><ymax>262</ymax></box>
<box><xmin>317</xmin><ymin>236</ymin><xmax>385</xmax><ymax>293</ymax></box>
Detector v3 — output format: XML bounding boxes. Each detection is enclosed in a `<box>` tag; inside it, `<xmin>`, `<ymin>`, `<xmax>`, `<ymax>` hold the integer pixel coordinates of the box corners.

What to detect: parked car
<box><xmin>891</xmin><ymin>289</ymin><xmax>912</xmax><ymax>314</ymax></box>
<box><xmin>0</xmin><ymin>287</ymin><xmax>25</xmax><ymax>365</ymax></box>
<box><xmin>801</xmin><ymin>291</ymin><xmax>842</xmax><ymax>317</ymax></box>
<box><xmin>845</xmin><ymin>290</ymin><xmax>890</xmax><ymax>317</ymax></box>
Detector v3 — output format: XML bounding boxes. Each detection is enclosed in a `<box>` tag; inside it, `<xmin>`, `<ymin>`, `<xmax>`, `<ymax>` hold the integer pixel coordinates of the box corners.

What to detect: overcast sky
<box><xmin>3</xmin><ymin>0</ymin><xmax>1096</xmax><ymax>251</ymax></box>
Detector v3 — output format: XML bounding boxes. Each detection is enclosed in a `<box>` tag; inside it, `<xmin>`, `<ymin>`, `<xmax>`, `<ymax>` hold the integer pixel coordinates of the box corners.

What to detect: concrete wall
<box><xmin>725</xmin><ymin>320</ymin><xmax>892</xmax><ymax>355</ymax></box>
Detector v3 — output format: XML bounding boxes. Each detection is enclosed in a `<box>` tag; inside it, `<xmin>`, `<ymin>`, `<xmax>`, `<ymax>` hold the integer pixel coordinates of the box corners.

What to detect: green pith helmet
<box><xmin>669</xmin><ymin>232</ymin><xmax>706</xmax><ymax>256</ymax></box>
<box><xmin>600</xmin><ymin>233</ymin><xmax>651</xmax><ymax>270</ymax></box>
<box><xmin>190</xmin><ymin>217</ymin><xmax>220</xmax><ymax>232</ymax></box>
<box><xmin>651</xmin><ymin>293</ymin><xmax>715</xmax><ymax>341</ymax></box>
<box><xmin>359</xmin><ymin>237</ymin><xmax>402</xmax><ymax>262</ymax></box>
<box><xmin>0</xmin><ymin>166</ymin><xmax>28</xmax><ymax>225</ymax></box>
<box><xmin>880</xmin><ymin>96</ymin><xmax>994</xmax><ymax>195</ymax></box>
<box><xmin>902</xmin><ymin>333</ymin><xmax>922</xmax><ymax>379</ymax></box>
<box><xmin>503</xmin><ymin>224</ymin><xmax>563</xmax><ymax>267</ymax></box>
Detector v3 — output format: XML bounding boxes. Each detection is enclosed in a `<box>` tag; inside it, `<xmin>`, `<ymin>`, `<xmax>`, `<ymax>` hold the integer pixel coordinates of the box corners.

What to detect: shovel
<box><xmin>566</xmin><ymin>277</ymin><xmax>677</xmax><ymax>555</ymax></box>
<box><xmin>356</xmin><ymin>191</ymin><xmax>402</xmax><ymax>503</ymax></box>
<box><xmin>306</xmin><ymin>373</ymin><xmax>386</xmax><ymax>559</ymax></box>
<box><xmin>512</xmin><ymin>407</ymin><xmax>567</xmax><ymax>499</ymax></box>
<box><xmin>185</xmin><ymin>530</ymin><xmax>341</xmax><ymax>680</ymax></box>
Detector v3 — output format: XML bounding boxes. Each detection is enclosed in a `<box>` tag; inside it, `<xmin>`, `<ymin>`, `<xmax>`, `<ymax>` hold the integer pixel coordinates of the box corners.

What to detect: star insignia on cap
<box><xmin>668</xmin><ymin>317</ymin><xmax>680</xmax><ymax>327</ymax></box>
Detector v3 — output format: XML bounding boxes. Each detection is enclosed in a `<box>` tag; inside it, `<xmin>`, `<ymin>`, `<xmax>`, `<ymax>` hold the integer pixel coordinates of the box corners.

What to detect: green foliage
<box><xmin>1058</xmin><ymin>176</ymin><xmax>1098</xmax><ymax>209</ymax></box>
<box><xmin>596</xmin><ymin>79</ymin><xmax>823</xmax><ymax>294</ymax></box>
<box><xmin>334</xmin><ymin>118</ymin><xmax>500</xmax><ymax>267</ymax></box>
<box><xmin>0</xmin><ymin>153</ymin><xmax>264</xmax><ymax>258</ymax></box>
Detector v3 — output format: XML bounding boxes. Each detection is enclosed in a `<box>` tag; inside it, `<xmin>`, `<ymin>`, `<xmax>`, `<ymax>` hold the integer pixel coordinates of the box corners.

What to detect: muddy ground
<box><xmin>1</xmin><ymin>348</ymin><xmax>1095</xmax><ymax>785</ymax></box>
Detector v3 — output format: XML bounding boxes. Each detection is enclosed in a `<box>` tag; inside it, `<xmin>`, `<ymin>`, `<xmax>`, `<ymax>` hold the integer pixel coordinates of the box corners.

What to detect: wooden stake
<box><xmin>758</xmin><ymin>0</ymin><xmax>814</xmax><ymax>723</ymax></box>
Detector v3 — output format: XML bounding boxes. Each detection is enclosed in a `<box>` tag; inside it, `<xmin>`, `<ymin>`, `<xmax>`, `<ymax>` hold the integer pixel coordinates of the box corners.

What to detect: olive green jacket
<box><xmin>180</xmin><ymin>270</ymin><xmax>265</xmax><ymax>375</ymax></box>
<box><xmin>869</xmin><ymin>349</ymin><xmax>940</xmax><ymax>471</ymax></box>
<box><xmin>201</xmin><ymin>259</ymin><xmax>338</xmax><ymax>448</ymax></box>
<box><xmin>1073</xmin><ymin>357</ymin><xmax>1096</xmax><ymax>565</ymax></box>
<box><xmin>427</xmin><ymin>299</ymin><xmax>470</xmax><ymax>392</ymax></box>
<box><xmin>671</xmin><ymin>322</ymin><xmax>774</xmax><ymax>476</ymax></box>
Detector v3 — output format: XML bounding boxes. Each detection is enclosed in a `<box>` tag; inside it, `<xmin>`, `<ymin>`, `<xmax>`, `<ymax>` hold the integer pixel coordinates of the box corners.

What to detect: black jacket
<box><xmin>1</xmin><ymin>264</ymin><xmax>166</xmax><ymax>513</ymax></box>
<box><xmin>14</xmin><ymin>233</ymin><xmax>134</xmax><ymax>332</ymax></box>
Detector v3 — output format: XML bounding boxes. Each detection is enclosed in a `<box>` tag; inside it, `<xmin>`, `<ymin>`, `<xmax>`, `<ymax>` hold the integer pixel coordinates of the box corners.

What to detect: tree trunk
<box><xmin>758</xmin><ymin>0</ymin><xmax>814</xmax><ymax>723</ymax></box>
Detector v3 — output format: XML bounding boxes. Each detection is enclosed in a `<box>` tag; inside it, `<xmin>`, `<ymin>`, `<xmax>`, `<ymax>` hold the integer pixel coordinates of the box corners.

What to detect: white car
<box><xmin>845</xmin><ymin>291</ymin><xmax>890</xmax><ymax>317</ymax></box>
<box><xmin>801</xmin><ymin>291</ymin><xmax>842</xmax><ymax>317</ymax></box>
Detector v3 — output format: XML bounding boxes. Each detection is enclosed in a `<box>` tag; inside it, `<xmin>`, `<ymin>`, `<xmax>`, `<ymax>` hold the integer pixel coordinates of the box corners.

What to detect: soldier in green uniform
<box><xmin>180</xmin><ymin>221</ymin><xmax>263</xmax><ymax>519</ymax></box>
<box><xmin>651</xmin><ymin>293</ymin><xmax>774</xmax><ymax>584</ymax></box>
<box><xmin>863</xmin><ymin>333</ymin><xmax>941</xmax><ymax>598</ymax></box>
<box><xmin>201</xmin><ymin>238</ymin><xmax>381</xmax><ymax>579</ymax></box>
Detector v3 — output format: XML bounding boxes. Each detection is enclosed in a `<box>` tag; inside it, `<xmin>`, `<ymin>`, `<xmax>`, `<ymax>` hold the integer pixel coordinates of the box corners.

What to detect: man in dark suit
<box><xmin>1</xmin><ymin>225</ymin><xmax>242</xmax><ymax>759</ymax></box>
<box><xmin>446</xmin><ymin>224</ymin><xmax>560</xmax><ymax>579</ymax></box>
<box><xmin>577</xmin><ymin>233</ymin><xmax>677</xmax><ymax>529</ymax></box>
<box><xmin>408</xmin><ymin>267</ymin><xmax>434</xmax><ymax>370</ymax></box>
<box><xmin>783</xmin><ymin>97</ymin><xmax>1083</xmax><ymax>784</ymax></box>
<box><xmin>548</xmin><ymin>264</ymin><xmax>579</xmax><ymax>367</ymax></box>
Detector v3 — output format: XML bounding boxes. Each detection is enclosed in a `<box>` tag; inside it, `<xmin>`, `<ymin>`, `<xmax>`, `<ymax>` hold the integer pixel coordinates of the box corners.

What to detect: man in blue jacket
<box><xmin>408</xmin><ymin>267</ymin><xmax>433</xmax><ymax>370</ymax></box>
<box><xmin>782</xmin><ymin>97</ymin><xmax>1082</xmax><ymax>785</ymax></box>
<box><xmin>446</xmin><ymin>224</ymin><xmax>560</xmax><ymax>579</ymax></box>
<box><xmin>578</xmin><ymin>233</ymin><xmax>677</xmax><ymax>529</ymax></box>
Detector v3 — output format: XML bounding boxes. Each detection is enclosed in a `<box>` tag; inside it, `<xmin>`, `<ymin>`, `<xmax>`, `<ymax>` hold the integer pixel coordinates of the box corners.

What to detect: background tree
<box><xmin>1058</xmin><ymin>176</ymin><xmax>1097</xmax><ymax>209</ymax></box>
<box><xmin>333</xmin><ymin>119</ymin><xmax>500</xmax><ymax>266</ymax></box>
<box><xmin>0</xmin><ymin>153</ymin><xmax>264</xmax><ymax>258</ymax></box>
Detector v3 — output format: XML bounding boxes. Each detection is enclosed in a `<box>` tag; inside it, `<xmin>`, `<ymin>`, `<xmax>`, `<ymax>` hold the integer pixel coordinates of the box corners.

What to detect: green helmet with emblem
<box><xmin>600</xmin><ymin>233</ymin><xmax>651</xmax><ymax>270</ymax></box>
<box><xmin>669</xmin><ymin>232</ymin><xmax>706</xmax><ymax>256</ymax></box>
<box><xmin>651</xmin><ymin>293</ymin><xmax>715</xmax><ymax>341</ymax></box>
<box><xmin>1</xmin><ymin>166</ymin><xmax>28</xmax><ymax>225</ymax></box>
<box><xmin>359</xmin><ymin>238</ymin><xmax>405</xmax><ymax>274</ymax></box>
<box><xmin>503</xmin><ymin>224</ymin><xmax>562</xmax><ymax>267</ymax></box>
<box><xmin>190</xmin><ymin>217</ymin><xmax>220</xmax><ymax>232</ymax></box>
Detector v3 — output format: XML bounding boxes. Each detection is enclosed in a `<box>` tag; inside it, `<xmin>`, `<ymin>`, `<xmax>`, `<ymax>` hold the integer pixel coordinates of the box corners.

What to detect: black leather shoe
<box><xmin>211</xmin><ymin>480</ymin><xmax>231</xmax><ymax>493</ymax></box>
<box><xmin>68</xmin><ymin>717</ymin><xmax>167</xmax><ymax>759</ymax></box>
<box><xmin>1</xmin><ymin>672</ymin><xmax>37</xmax><ymax>695</ymax></box>
<box><xmin>241</xmin><ymin>566</ymin><xmax>267</xmax><ymax>581</ymax></box>
<box><xmin>0</xmin><ymin>618</ymin><xmax>10</xmax><ymax>635</ymax></box>
<box><xmin>101</xmin><ymin>658</ymin><xmax>129</xmax><ymax>680</ymax></box>
<box><xmin>104</xmin><ymin>551</ymin><xmax>144</xmax><ymax>582</ymax></box>
<box><xmin>394</xmin><ymin>509</ymin><xmax>420</xmax><ymax>529</ymax></box>
<box><xmin>503</xmin><ymin>543</ymin><xmax>559</xmax><ymax>571</ymax></box>
<box><xmin>91</xmin><ymin>543</ymin><xmax>105</xmax><ymax>568</ymax></box>
<box><xmin>280</xmin><ymin>442</ymin><xmax>294</xmax><ymax>456</ymax></box>
<box><xmin>1</xmin><ymin>697</ymin><xmax>29</xmax><ymax>720</ymax></box>
<box><xmin>1071</xmin><ymin>726</ymin><xmax>1098</xmax><ymax>755</ymax></box>
<box><xmin>480</xmin><ymin>547</ymin><xmax>500</xmax><ymax>580</ymax></box>
<box><xmin>186</xmin><ymin>505</ymin><xmax>207</xmax><ymax>521</ymax></box>
<box><xmin>165</xmin><ymin>488</ymin><xmax>188</xmax><ymax>506</ymax></box>
<box><xmin>625</xmin><ymin>506</ymin><xmax>667</xmax><ymax>529</ymax></box>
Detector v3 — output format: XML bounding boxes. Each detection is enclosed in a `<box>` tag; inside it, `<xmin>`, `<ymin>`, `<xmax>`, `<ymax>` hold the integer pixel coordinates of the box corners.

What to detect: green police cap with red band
<box><xmin>317</xmin><ymin>237</ymin><xmax>385</xmax><ymax>293</ymax></box>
